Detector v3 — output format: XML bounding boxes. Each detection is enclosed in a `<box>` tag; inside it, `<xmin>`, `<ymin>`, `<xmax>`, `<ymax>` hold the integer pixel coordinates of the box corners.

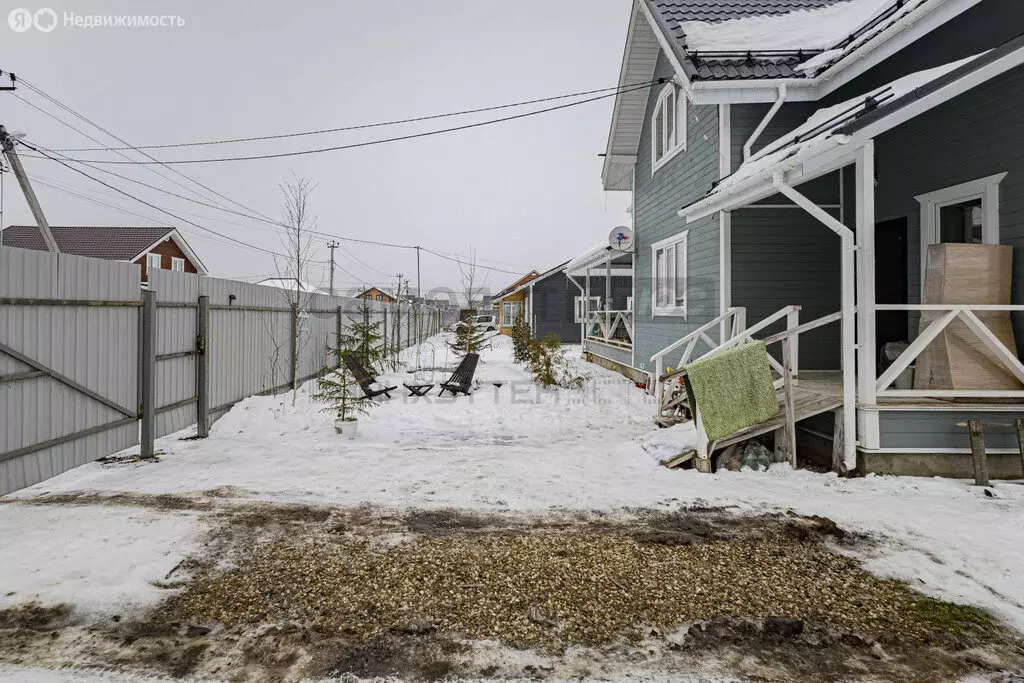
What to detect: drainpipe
<box><xmin>744</xmin><ymin>85</ymin><xmax>787</xmax><ymax>161</ymax></box>
<box><xmin>772</xmin><ymin>171</ymin><xmax>857</xmax><ymax>471</ymax></box>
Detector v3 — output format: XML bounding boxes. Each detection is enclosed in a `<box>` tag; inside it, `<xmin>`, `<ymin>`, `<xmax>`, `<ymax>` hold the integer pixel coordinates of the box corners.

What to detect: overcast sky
<box><xmin>1</xmin><ymin>0</ymin><xmax>633</xmax><ymax>299</ymax></box>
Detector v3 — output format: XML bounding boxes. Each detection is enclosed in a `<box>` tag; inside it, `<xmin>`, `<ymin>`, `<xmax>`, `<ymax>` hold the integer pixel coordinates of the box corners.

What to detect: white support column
<box><xmin>719</xmin><ymin>103</ymin><xmax>732</xmax><ymax>345</ymax></box>
<box><xmin>773</xmin><ymin>173</ymin><xmax>857</xmax><ymax>471</ymax></box>
<box><xmin>856</xmin><ymin>142</ymin><xmax>877</xmax><ymax>405</ymax></box>
<box><xmin>856</xmin><ymin>141</ymin><xmax>879</xmax><ymax>450</ymax></box>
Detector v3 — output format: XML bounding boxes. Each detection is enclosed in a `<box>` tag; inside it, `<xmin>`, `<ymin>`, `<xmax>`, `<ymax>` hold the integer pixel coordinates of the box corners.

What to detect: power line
<box><xmin>50</xmin><ymin>81</ymin><xmax>665</xmax><ymax>152</ymax></box>
<box><xmin>23</xmin><ymin>81</ymin><xmax>661</xmax><ymax>165</ymax></box>
<box><xmin>19</xmin><ymin>141</ymin><xmax>293</xmax><ymax>259</ymax></box>
<box><xmin>11</xmin><ymin>85</ymin><xmax>257</xmax><ymax>221</ymax></box>
<box><xmin>16</xmin><ymin>78</ymin><xmax>282</xmax><ymax>223</ymax></box>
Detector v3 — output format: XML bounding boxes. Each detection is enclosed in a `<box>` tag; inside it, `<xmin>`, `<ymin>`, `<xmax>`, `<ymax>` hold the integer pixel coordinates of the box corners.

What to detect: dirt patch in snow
<box><xmin>4</xmin><ymin>491</ymin><xmax>213</xmax><ymax>512</ymax></box>
<box><xmin>1</xmin><ymin>502</ymin><xmax>1021</xmax><ymax>682</ymax></box>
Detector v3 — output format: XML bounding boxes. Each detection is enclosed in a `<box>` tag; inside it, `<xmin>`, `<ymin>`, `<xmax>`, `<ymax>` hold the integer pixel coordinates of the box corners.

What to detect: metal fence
<box><xmin>1</xmin><ymin>246</ymin><xmax>458</xmax><ymax>495</ymax></box>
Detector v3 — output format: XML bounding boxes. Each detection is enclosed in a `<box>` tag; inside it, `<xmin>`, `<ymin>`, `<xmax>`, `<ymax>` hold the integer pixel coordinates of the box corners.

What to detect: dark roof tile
<box><xmin>649</xmin><ymin>0</ymin><xmax>848</xmax><ymax>80</ymax></box>
<box><xmin>1</xmin><ymin>225</ymin><xmax>174</xmax><ymax>260</ymax></box>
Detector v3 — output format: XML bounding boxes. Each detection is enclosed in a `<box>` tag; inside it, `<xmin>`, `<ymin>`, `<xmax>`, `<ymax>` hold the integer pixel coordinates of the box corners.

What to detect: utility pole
<box><xmin>327</xmin><ymin>240</ymin><xmax>339</xmax><ymax>296</ymax></box>
<box><xmin>415</xmin><ymin>246</ymin><xmax>422</xmax><ymax>303</ymax></box>
<box><xmin>0</xmin><ymin>125</ymin><xmax>58</xmax><ymax>253</ymax></box>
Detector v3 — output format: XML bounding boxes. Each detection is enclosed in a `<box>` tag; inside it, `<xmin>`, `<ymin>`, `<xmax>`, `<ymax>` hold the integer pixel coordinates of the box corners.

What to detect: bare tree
<box><xmin>459</xmin><ymin>246</ymin><xmax>490</xmax><ymax>310</ymax></box>
<box><xmin>275</xmin><ymin>173</ymin><xmax>321</xmax><ymax>406</ymax></box>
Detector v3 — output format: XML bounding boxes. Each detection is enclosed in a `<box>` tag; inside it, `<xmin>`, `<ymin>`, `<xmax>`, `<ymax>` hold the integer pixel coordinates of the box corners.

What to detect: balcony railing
<box><xmin>585</xmin><ymin>309</ymin><xmax>633</xmax><ymax>349</ymax></box>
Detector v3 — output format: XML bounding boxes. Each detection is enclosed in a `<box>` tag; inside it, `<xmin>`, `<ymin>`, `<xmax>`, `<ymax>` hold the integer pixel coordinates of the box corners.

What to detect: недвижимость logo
<box><xmin>8</xmin><ymin>7</ymin><xmax>57</xmax><ymax>32</ymax></box>
<box><xmin>8</xmin><ymin>8</ymin><xmax>33</xmax><ymax>31</ymax></box>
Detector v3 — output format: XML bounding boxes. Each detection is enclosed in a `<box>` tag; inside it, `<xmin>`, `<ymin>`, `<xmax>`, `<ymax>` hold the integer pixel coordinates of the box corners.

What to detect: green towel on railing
<box><xmin>684</xmin><ymin>341</ymin><xmax>779</xmax><ymax>442</ymax></box>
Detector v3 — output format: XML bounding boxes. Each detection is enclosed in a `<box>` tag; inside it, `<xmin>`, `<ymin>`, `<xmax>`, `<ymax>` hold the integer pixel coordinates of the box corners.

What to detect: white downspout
<box><xmin>744</xmin><ymin>85</ymin><xmax>787</xmax><ymax>161</ymax></box>
<box><xmin>772</xmin><ymin>171</ymin><xmax>857</xmax><ymax>472</ymax></box>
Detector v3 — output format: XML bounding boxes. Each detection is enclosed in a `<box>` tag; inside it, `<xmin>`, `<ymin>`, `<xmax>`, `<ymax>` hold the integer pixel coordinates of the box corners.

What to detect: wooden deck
<box><xmin>713</xmin><ymin>384</ymin><xmax>843</xmax><ymax>451</ymax></box>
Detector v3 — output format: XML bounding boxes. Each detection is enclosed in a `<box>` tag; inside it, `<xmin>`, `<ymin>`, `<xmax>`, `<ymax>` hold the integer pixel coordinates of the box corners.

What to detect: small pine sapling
<box><xmin>510</xmin><ymin>312</ymin><xmax>532</xmax><ymax>363</ymax></box>
<box><xmin>448</xmin><ymin>311</ymin><xmax>487</xmax><ymax>357</ymax></box>
<box><xmin>340</xmin><ymin>300</ymin><xmax>387</xmax><ymax>372</ymax></box>
<box><xmin>528</xmin><ymin>333</ymin><xmax>585</xmax><ymax>389</ymax></box>
<box><xmin>312</xmin><ymin>352</ymin><xmax>372</xmax><ymax>423</ymax></box>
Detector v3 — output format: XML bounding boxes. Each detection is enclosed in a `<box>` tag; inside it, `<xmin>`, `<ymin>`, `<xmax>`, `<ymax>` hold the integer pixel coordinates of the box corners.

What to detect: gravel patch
<box><xmin>163</xmin><ymin>528</ymin><xmax>1002</xmax><ymax>651</ymax></box>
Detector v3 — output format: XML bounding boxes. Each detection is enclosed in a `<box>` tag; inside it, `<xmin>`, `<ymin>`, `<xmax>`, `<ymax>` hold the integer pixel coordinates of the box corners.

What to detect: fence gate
<box><xmin>0</xmin><ymin>249</ymin><xmax>141</xmax><ymax>495</ymax></box>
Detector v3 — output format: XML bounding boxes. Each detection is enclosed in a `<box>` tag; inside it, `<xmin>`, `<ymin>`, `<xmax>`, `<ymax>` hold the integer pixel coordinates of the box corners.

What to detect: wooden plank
<box><xmin>958</xmin><ymin>309</ymin><xmax>1024</xmax><ymax>385</ymax></box>
<box><xmin>1017</xmin><ymin>418</ymin><xmax>1024</xmax><ymax>480</ymax></box>
<box><xmin>782</xmin><ymin>338</ymin><xmax>797</xmax><ymax>468</ymax></box>
<box><xmin>831</xmin><ymin>408</ymin><xmax>844</xmax><ymax>474</ymax></box>
<box><xmin>968</xmin><ymin>419</ymin><xmax>990</xmax><ymax>487</ymax></box>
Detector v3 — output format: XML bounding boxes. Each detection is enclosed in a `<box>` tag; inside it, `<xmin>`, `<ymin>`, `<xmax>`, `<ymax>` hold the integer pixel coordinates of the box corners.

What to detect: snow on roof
<box><xmin>708</xmin><ymin>52</ymin><xmax>982</xmax><ymax>196</ymax></box>
<box><xmin>794</xmin><ymin>0</ymin><xmax>931</xmax><ymax>76</ymax></box>
<box><xmin>257</xmin><ymin>278</ymin><xmax>321</xmax><ymax>293</ymax></box>
<box><xmin>680</xmin><ymin>0</ymin><xmax>892</xmax><ymax>52</ymax></box>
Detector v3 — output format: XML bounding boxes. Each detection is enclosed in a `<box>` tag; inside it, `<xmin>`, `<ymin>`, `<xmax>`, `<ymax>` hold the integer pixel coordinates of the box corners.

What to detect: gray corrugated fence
<box><xmin>1</xmin><ymin>246</ymin><xmax>458</xmax><ymax>495</ymax></box>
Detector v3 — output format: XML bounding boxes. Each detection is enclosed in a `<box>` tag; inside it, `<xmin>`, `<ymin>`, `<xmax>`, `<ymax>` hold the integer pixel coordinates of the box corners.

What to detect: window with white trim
<box><xmin>502</xmin><ymin>301</ymin><xmax>522</xmax><ymax>325</ymax></box>
<box><xmin>915</xmin><ymin>173</ymin><xmax>1007</xmax><ymax>283</ymax></box>
<box><xmin>147</xmin><ymin>253</ymin><xmax>162</xmax><ymax>271</ymax></box>
<box><xmin>651</xmin><ymin>83</ymin><xmax>687</xmax><ymax>173</ymax></box>
<box><xmin>650</xmin><ymin>231</ymin><xmax>688</xmax><ymax>317</ymax></box>
<box><xmin>574</xmin><ymin>296</ymin><xmax>602</xmax><ymax>323</ymax></box>
<box><xmin>170</xmin><ymin>257</ymin><xmax>185</xmax><ymax>272</ymax></box>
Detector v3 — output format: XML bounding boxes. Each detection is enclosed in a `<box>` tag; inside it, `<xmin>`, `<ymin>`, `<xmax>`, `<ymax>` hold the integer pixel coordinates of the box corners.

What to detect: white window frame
<box><xmin>574</xmin><ymin>296</ymin><xmax>602</xmax><ymax>323</ymax></box>
<box><xmin>915</xmin><ymin>173</ymin><xmax>1006</xmax><ymax>286</ymax></box>
<box><xmin>147</xmin><ymin>252</ymin><xmax>162</xmax><ymax>271</ymax></box>
<box><xmin>170</xmin><ymin>256</ymin><xmax>185</xmax><ymax>272</ymax></box>
<box><xmin>651</xmin><ymin>83</ymin><xmax>687</xmax><ymax>175</ymax></box>
<box><xmin>650</xmin><ymin>231</ymin><xmax>688</xmax><ymax>318</ymax></box>
<box><xmin>502</xmin><ymin>300</ymin><xmax>522</xmax><ymax>326</ymax></box>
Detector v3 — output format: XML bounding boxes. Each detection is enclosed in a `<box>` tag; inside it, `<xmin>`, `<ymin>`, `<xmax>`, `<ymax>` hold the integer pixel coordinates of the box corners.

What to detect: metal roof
<box><xmin>648</xmin><ymin>0</ymin><xmax>856</xmax><ymax>80</ymax></box>
<box><xmin>1</xmin><ymin>225</ymin><xmax>174</xmax><ymax>260</ymax></box>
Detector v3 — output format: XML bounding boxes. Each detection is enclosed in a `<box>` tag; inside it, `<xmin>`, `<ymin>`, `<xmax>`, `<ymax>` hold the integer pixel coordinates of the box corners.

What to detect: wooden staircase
<box><xmin>649</xmin><ymin>306</ymin><xmax>846</xmax><ymax>473</ymax></box>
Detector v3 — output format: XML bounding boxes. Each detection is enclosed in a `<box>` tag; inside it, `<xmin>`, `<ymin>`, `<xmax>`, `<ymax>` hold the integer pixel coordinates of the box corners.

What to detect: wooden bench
<box><xmin>438</xmin><ymin>353</ymin><xmax>479</xmax><ymax>397</ymax></box>
<box><xmin>342</xmin><ymin>353</ymin><xmax>397</xmax><ymax>399</ymax></box>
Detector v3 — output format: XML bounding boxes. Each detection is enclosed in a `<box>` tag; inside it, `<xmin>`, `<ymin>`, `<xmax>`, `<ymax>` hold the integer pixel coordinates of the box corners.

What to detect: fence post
<box><xmin>382</xmin><ymin>305</ymin><xmax>389</xmax><ymax>368</ymax></box>
<box><xmin>140</xmin><ymin>290</ymin><xmax>156</xmax><ymax>459</ymax></box>
<box><xmin>196</xmin><ymin>295</ymin><xmax>210</xmax><ymax>438</ymax></box>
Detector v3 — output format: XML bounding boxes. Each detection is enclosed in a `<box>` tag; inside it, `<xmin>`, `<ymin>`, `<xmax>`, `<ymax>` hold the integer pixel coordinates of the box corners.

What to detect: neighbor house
<box><xmin>598</xmin><ymin>0</ymin><xmax>1024</xmax><ymax>477</ymax></box>
<box><xmin>357</xmin><ymin>287</ymin><xmax>396</xmax><ymax>303</ymax></box>
<box><xmin>1</xmin><ymin>225</ymin><xmax>207</xmax><ymax>282</ymax></box>
<box><xmin>563</xmin><ymin>241</ymin><xmax>636</xmax><ymax>372</ymax></box>
<box><xmin>494</xmin><ymin>270</ymin><xmax>539</xmax><ymax>333</ymax></box>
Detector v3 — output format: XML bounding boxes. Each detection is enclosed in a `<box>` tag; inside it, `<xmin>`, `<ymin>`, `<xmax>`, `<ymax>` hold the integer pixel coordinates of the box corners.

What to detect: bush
<box><xmin>510</xmin><ymin>312</ymin><xmax>532</xmax><ymax>363</ymax></box>
<box><xmin>526</xmin><ymin>333</ymin><xmax>585</xmax><ymax>389</ymax></box>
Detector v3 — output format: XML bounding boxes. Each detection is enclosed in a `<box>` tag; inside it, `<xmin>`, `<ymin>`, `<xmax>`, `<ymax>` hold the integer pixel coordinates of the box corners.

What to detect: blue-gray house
<box><xmin>599</xmin><ymin>0</ymin><xmax>1024</xmax><ymax>477</ymax></box>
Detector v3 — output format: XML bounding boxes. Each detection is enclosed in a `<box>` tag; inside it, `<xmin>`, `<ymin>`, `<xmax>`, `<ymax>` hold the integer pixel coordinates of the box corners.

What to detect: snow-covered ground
<box><xmin>2</xmin><ymin>334</ymin><xmax>1024</xmax><ymax>681</ymax></box>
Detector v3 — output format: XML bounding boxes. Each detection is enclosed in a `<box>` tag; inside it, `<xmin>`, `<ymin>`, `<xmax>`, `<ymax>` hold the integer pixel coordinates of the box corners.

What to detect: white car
<box><xmin>472</xmin><ymin>314</ymin><xmax>498</xmax><ymax>332</ymax></box>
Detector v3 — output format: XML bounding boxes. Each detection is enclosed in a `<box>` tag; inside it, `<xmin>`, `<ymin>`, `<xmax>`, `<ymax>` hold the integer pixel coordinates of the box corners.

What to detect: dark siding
<box><xmin>729</xmin><ymin>103</ymin><xmax>845</xmax><ymax>370</ymax></box>
<box><xmin>633</xmin><ymin>51</ymin><xmax>721</xmax><ymax>372</ymax></box>
<box><xmin>531</xmin><ymin>272</ymin><xmax>579</xmax><ymax>343</ymax></box>
<box><xmin>534</xmin><ymin>273</ymin><xmax>633</xmax><ymax>344</ymax></box>
<box><xmin>826</xmin><ymin>0</ymin><xmax>1024</xmax><ymax>105</ymax></box>
<box><xmin>867</xmin><ymin>64</ymin><xmax>1024</xmax><ymax>448</ymax></box>
<box><xmin>875</xmin><ymin>64</ymin><xmax>1024</xmax><ymax>347</ymax></box>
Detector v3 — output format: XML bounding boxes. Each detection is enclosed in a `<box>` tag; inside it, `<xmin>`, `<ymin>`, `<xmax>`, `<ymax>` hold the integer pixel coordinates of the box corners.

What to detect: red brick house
<box><xmin>0</xmin><ymin>226</ymin><xmax>208</xmax><ymax>281</ymax></box>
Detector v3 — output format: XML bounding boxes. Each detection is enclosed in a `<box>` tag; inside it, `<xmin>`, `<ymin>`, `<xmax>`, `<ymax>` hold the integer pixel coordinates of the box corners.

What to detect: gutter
<box><xmin>744</xmin><ymin>85</ymin><xmax>787</xmax><ymax>160</ymax></box>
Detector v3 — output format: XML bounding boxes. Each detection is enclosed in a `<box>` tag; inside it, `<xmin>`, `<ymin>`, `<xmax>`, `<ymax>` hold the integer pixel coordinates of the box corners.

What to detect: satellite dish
<box><xmin>608</xmin><ymin>226</ymin><xmax>634</xmax><ymax>252</ymax></box>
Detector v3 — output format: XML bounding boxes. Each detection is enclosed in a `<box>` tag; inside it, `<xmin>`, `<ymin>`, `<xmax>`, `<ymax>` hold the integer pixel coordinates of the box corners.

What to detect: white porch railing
<box><xmin>874</xmin><ymin>304</ymin><xmax>1024</xmax><ymax>399</ymax></box>
<box><xmin>585</xmin><ymin>309</ymin><xmax>633</xmax><ymax>349</ymax></box>
<box><xmin>650</xmin><ymin>305</ymin><xmax>843</xmax><ymax>410</ymax></box>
